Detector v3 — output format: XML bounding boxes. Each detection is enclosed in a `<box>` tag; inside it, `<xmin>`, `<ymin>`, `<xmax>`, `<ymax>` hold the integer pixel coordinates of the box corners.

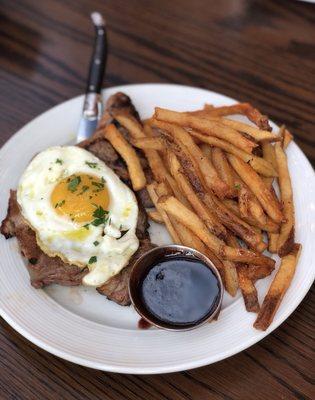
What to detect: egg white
<box><xmin>17</xmin><ymin>146</ymin><xmax>139</xmax><ymax>286</ymax></box>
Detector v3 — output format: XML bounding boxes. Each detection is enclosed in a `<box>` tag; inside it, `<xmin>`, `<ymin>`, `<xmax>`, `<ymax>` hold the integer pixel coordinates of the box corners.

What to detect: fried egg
<box><xmin>17</xmin><ymin>146</ymin><xmax>139</xmax><ymax>286</ymax></box>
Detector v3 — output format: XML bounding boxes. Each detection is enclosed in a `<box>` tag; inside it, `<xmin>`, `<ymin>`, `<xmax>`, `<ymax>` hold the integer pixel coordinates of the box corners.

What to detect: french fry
<box><xmin>153</xmin><ymin>120</ymin><xmax>231</xmax><ymax>198</ymax></box>
<box><xmin>261</xmin><ymin>140</ymin><xmax>280</xmax><ymax>249</ymax></box>
<box><xmin>203</xmin><ymin>193</ymin><xmax>267</xmax><ymax>252</ymax></box>
<box><xmin>154</xmin><ymin>108</ymin><xmax>257</xmax><ymax>153</ymax></box>
<box><xmin>254</xmin><ymin>244</ymin><xmax>301</xmax><ymax>330</ymax></box>
<box><xmin>237</xmin><ymin>265</ymin><xmax>260</xmax><ymax>313</ymax></box>
<box><xmin>226</xmin><ymin>234</ymin><xmax>260</xmax><ymax>313</ymax></box>
<box><xmin>187</xmin><ymin>112</ymin><xmax>278</xmax><ymax>142</ymax></box>
<box><xmin>189</xmin><ymin>130</ymin><xmax>277</xmax><ymax>177</ymax></box>
<box><xmin>142</xmin><ymin>125</ymin><xmax>168</xmax><ymax>183</ymax></box>
<box><xmin>206</xmin><ymin>146</ymin><xmax>236</xmax><ymax>195</ymax></box>
<box><xmin>202</xmin><ymin>103</ymin><xmax>271</xmax><ymax>131</ymax></box>
<box><xmin>281</xmin><ymin>126</ymin><xmax>293</xmax><ymax>150</ymax></box>
<box><xmin>158</xmin><ymin>196</ymin><xmax>275</xmax><ymax>267</ymax></box>
<box><xmin>262</xmin><ymin>141</ymin><xmax>277</xmax><ymax>188</ymax></box>
<box><xmin>168</xmin><ymin>151</ymin><xmax>227</xmax><ymax>238</ymax></box>
<box><xmin>131</xmin><ymin>137</ymin><xmax>164</xmax><ymax>151</ymax></box>
<box><xmin>115</xmin><ymin>114</ymin><xmax>145</xmax><ymax>139</ymax></box>
<box><xmin>147</xmin><ymin>183</ymin><xmax>181</xmax><ymax>243</ymax></box>
<box><xmin>227</xmin><ymin>154</ymin><xmax>283</xmax><ymax>223</ymax></box>
<box><xmin>164</xmin><ymin>172</ymin><xmax>192</xmax><ymax>209</ymax></box>
<box><xmin>104</xmin><ymin>124</ymin><xmax>146</xmax><ymax>191</ymax></box>
<box><xmin>247</xmin><ymin>264</ymin><xmax>275</xmax><ymax>282</ymax></box>
<box><xmin>247</xmin><ymin>193</ymin><xmax>267</xmax><ymax>226</ymax></box>
<box><xmin>222</xmin><ymin>260</ymin><xmax>239</xmax><ymax>297</ymax></box>
<box><xmin>147</xmin><ymin>210</ymin><xmax>164</xmax><ymax>224</ymax></box>
<box><xmin>274</xmin><ymin>143</ymin><xmax>295</xmax><ymax>256</ymax></box>
<box><xmin>222</xmin><ymin>199</ymin><xmax>279</xmax><ymax>233</ymax></box>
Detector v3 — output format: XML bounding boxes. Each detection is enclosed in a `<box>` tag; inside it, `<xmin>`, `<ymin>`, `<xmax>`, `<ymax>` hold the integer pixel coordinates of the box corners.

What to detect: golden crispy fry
<box><xmin>261</xmin><ymin>140</ymin><xmax>280</xmax><ymax>248</ymax></box>
<box><xmin>281</xmin><ymin>126</ymin><xmax>293</xmax><ymax>150</ymax></box>
<box><xmin>189</xmin><ymin>130</ymin><xmax>277</xmax><ymax>177</ymax></box>
<box><xmin>158</xmin><ymin>196</ymin><xmax>275</xmax><ymax>267</ymax></box>
<box><xmin>246</xmin><ymin>264</ymin><xmax>275</xmax><ymax>282</ymax></box>
<box><xmin>187</xmin><ymin>112</ymin><xmax>278</xmax><ymax>142</ymax></box>
<box><xmin>226</xmin><ymin>234</ymin><xmax>260</xmax><ymax>312</ymax></box>
<box><xmin>248</xmin><ymin>193</ymin><xmax>267</xmax><ymax>226</ymax></box>
<box><xmin>203</xmin><ymin>193</ymin><xmax>266</xmax><ymax>252</ymax></box>
<box><xmin>154</xmin><ymin>108</ymin><xmax>257</xmax><ymax>153</ymax></box>
<box><xmin>262</xmin><ymin>141</ymin><xmax>277</xmax><ymax>188</ymax></box>
<box><xmin>164</xmin><ymin>172</ymin><xmax>192</xmax><ymax>209</ymax></box>
<box><xmin>238</xmin><ymin>186</ymin><xmax>250</xmax><ymax>218</ymax></box>
<box><xmin>268</xmin><ymin>234</ymin><xmax>279</xmax><ymax>253</ymax></box>
<box><xmin>202</xmin><ymin>103</ymin><xmax>271</xmax><ymax>131</ymax></box>
<box><xmin>147</xmin><ymin>183</ymin><xmax>181</xmax><ymax>243</ymax></box>
<box><xmin>115</xmin><ymin>114</ymin><xmax>145</xmax><ymax>139</ymax></box>
<box><xmin>237</xmin><ymin>265</ymin><xmax>260</xmax><ymax>313</ymax></box>
<box><xmin>168</xmin><ymin>151</ymin><xmax>227</xmax><ymax>238</ymax></box>
<box><xmin>147</xmin><ymin>210</ymin><xmax>164</xmax><ymax>224</ymax></box>
<box><xmin>227</xmin><ymin>154</ymin><xmax>283</xmax><ymax>223</ymax></box>
<box><xmin>153</xmin><ymin>120</ymin><xmax>231</xmax><ymax>198</ymax></box>
<box><xmin>131</xmin><ymin>137</ymin><xmax>164</xmax><ymax>151</ymax></box>
<box><xmin>104</xmin><ymin>124</ymin><xmax>146</xmax><ymax>191</ymax></box>
<box><xmin>141</xmin><ymin>125</ymin><xmax>168</xmax><ymax>183</ymax></box>
<box><xmin>222</xmin><ymin>260</ymin><xmax>239</xmax><ymax>297</ymax></box>
<box><xmin>222</xmin><ymin>199</ymin><xmax>278</xmax><ymax>233</ymax></box>
<box><xmin>254</xmin><ymin>244</ymin><xmax>301</xmax><ymax>330</ymax></box>
<box><xmin>206</xmin><ymin>146</ymin><xmax>237</xmax><ymax>195</ymax></box>
<box><xmin>274</xmin><ymin>143</ymin><xmax>295</xmax><ymax>256</ymax></box>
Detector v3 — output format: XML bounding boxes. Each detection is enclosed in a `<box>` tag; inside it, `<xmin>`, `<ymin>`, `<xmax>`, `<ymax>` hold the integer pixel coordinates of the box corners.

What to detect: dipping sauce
<box><xmin>140</xmin><ymin>256</ymin><xmax>221</xmax><ymax>327</ymax></box>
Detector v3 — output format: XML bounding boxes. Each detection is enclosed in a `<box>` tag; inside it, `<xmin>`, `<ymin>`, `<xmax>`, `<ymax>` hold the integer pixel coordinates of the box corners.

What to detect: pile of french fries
<box><xmin>103</xmin><ymin>101</ymin><xmax>301</xmax><ymax>331</ymax></box>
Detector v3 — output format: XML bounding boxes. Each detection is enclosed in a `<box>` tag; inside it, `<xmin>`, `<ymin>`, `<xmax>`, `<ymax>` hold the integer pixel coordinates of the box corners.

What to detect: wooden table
<box><xmin>0</xmin><ymin>1</ymin><xmax>314</xmax><ymax>399</ymax></box>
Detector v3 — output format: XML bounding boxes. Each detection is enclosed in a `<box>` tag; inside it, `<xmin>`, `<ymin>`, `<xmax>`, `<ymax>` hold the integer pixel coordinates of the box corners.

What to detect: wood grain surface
<box><xmin>0</xmin><ymin>0</ymin><xmax>314</xmax><ymax>399</ymax></box>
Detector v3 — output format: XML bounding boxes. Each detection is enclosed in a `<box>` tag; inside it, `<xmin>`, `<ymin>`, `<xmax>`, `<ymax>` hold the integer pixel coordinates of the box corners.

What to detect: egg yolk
<box><xmin>51</xmin><ymin>174</ymin><xmax>109</xmax><ymax>223</ymax></box>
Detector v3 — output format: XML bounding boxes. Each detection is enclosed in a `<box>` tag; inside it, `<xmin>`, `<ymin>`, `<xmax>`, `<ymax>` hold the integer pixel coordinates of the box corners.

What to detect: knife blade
<box><xmin>77</xmin><ymin>12</ymin><xmax>107</xmax><ymax>143</ymax></box>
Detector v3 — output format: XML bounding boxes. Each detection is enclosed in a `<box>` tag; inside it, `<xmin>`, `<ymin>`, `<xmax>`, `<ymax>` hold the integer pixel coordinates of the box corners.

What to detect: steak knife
<box><xmin>77</xmin><ymin>12</ymin><xmax>107</xmax><ymax>143</ymax></box>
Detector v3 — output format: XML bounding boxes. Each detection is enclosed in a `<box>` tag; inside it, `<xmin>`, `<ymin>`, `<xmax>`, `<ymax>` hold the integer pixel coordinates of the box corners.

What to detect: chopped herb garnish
<box><xmin>93</xmin><ymin>241</ymin><xmax>100</xmax><ymax>246</ymax></box>
<box><xmin>91</xmin><ymin>205</ymin><xmax>109</xmax><ymax>226</ymax></box>
<box><xmin>83</xmin><ymin>224</ymin><xmax>90</xmax><ymax>230</ymax></box>
<box><xmin>85</xmin><ymin>161</ymin><xmax>98</xmax><ymax>168</ymax></box>
<box><xmin>55</xmin><ymin>158</ymin><xmax>63</xmax><ymax>164</ymax></box>
<box><xmin>92</xmin><ymin>181</ymin><xmax>104</xmax><ymax>189</ymax></box>
<box><xmin>77</xmin><ymin>185</ymin><xmax>89</xmax><ymax>196</ymax></box>
<box><xmin>101</xmin><ymin>176</ymin><xmax>106</xmax><ymax>183</ymax></box>
<box><xmin>68</xmin><ymin>176</ymin><xmax>81</xmax><ymax>192</ymax></box>
<box><xmin>48</xmin><ymin>167</ymin><xmax>52</xmax><ymax>171</ymax></box>
<box><xmin>234</xmin><ymin>183</ymin><xmax>241</xmax><ymax>190</ymax></box>
<box><xmin>55</xmin><ymin>199</ymin><xmax>65</xmax><ymax>208</ymax></box>
<box><xmin>88</xmin><ymin>256</ymin><xmax>97</xmax><ymax>264</ymax></box>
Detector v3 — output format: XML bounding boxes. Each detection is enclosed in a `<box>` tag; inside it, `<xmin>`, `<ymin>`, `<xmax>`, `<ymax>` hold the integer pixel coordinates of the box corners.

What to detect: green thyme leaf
<box><xmin>93</xmin><ymin>241</ymin><xmax>100</xmax><ymax>246</ymax></box>
<box><xmin>55</xmin><ymin>158</ymin><xmax>63</xmax><ymax>164</ymax></box>
<box><xmin>234</xmin><ymin>183</ymin><xmax>241</xmax><ymax>190</ymax></box>
<box><xmin>68</xmin><ymin>176</ymin><xmax>81</xmax><ymax>192</ymax></box>
<box><xmin>88</xmin><ymin>256</ymin><xmax>97</xmax><ymax>264</ymax></box>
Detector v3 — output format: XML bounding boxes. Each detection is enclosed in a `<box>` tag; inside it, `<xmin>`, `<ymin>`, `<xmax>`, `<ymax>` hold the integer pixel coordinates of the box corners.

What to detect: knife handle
<box><xmin>86</xmin><ymin>12</ymin><xmax>107</xmax><ymax>94</ymax></box>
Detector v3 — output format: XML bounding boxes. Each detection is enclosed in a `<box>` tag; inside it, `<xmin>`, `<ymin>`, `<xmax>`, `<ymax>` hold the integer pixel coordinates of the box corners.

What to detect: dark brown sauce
<box><xmin>138</xmin><ymin>318</ymin><xmax>152</xmax><ymax>329</ymax></box>
<box><xmin>140</xmin><ymin>256</ymin><xmax>221</xmax><ymax>327</ymax></box>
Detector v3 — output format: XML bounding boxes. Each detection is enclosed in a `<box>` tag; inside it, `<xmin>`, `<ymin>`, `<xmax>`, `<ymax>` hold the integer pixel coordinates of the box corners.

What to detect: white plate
<box><xmin>0</xmin><ymin>84</ymin><xmax>314</xmax><ymax>374</ymax></box>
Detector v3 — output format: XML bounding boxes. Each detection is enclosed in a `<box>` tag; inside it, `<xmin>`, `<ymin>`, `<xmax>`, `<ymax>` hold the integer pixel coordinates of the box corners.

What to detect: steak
<box><xmin>1</xmin><ymin>191</ymin><xmax>88</xmax><ymax>288</ymax></box>
<box><xmin>0</xmin><ymin>92</ymin><xmax>154</xmax><ymax>305</ymax></box>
